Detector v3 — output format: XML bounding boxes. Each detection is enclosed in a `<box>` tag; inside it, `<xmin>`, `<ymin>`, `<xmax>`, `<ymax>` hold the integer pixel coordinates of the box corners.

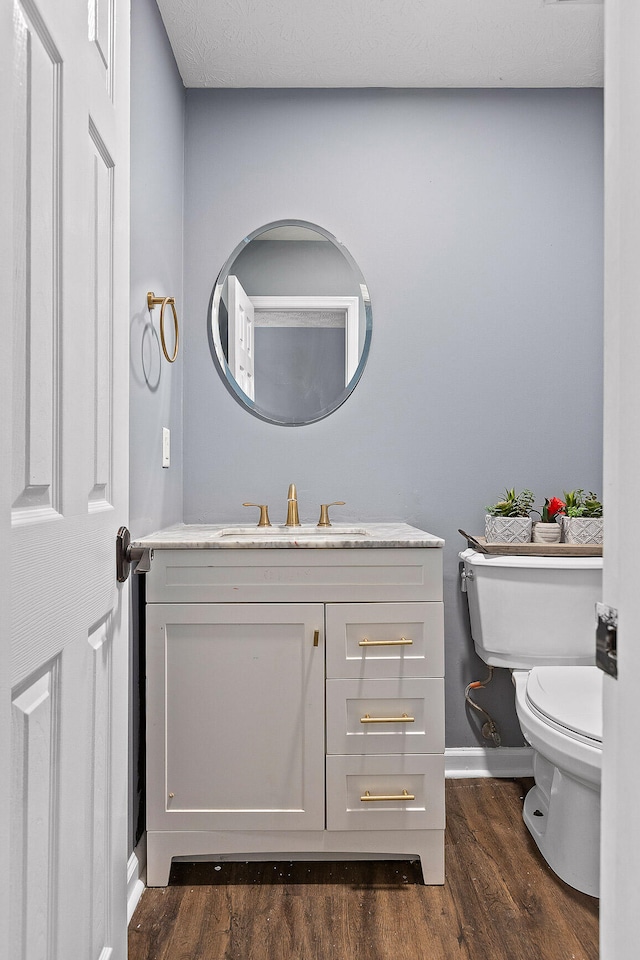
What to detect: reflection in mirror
<box><xmin>210</xmin><ymin>221</ymin><xmax>372</xmax><ymax>425</ymax></box>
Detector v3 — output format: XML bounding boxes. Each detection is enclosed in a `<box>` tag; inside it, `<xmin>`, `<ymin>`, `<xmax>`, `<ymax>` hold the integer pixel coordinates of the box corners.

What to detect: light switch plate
<box><xmin>162</xmin><ymin>427</ymin><xmax>170</xmax><ymax>468</ymax></box>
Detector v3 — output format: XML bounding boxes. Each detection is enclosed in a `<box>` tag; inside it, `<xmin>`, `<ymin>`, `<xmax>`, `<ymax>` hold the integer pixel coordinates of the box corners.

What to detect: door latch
<box><xmin>116</xmin><ymin>526</ymin><xmax>151</xmax><ymax>582</ymax></box>
<box><xmin>596</xmin><ymin>602</ymin><xmax>618</xmax><ymax>679</ymax></box>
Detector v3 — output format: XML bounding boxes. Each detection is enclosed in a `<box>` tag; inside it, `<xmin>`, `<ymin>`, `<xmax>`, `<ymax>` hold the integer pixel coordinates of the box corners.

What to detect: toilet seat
<box><xmin>525</xmin><ymin>666</ymin><xmax>603</xmax><ymax>747</ymax></box>
<box><xmin>513</xmin><ymin>666</ymin><xmax>602</xmax><ymax>787</ymax></box>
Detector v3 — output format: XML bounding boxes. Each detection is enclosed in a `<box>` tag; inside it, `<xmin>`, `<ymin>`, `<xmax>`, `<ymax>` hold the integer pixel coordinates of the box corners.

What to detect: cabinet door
<box><xmin>146</xmin><ymin>603</ymin><xmax>324</xmax><ymax>831</ymax></box>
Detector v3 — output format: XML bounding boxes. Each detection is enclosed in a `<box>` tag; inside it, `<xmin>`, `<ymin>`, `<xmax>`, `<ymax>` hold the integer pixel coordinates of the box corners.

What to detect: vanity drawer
<box><xmin>326</xmin><ymin>678</ymin><xmax>444</xmax><ymax>755</ymax></box>
<box><xmin>145</xmin><ymin>549</ymin><xmax>442</xmax><ymax>604</ymax></box>
<box><xmin>326</xmin><ymin>754</ymin><xmax>445</xmax><ymax>832</ymax></box>
<box><xmin>326</xmin><ymin>602</ymin><xmax>444</xmax><ymax>679</ymax></box>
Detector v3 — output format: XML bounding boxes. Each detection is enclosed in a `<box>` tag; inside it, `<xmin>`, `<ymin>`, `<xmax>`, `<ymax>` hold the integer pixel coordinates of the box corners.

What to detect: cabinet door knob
<box><xmin>313</xmin><ymin>629</ymin><xmax>320</xmax><ymax>647</ymax></box>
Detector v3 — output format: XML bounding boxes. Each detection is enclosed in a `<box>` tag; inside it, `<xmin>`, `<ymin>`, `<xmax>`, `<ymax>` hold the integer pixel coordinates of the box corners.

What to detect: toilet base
<box><xmin>522</xmin><ymin>753</ymin><xmax>600</xmax><ymax>898</ymax></box>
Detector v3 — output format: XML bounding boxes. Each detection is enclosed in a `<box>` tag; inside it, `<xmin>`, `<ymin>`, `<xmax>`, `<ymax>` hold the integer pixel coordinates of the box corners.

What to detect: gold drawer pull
<box><xmin>360</xmin><ymin>789</ymin><xmax>415</xmax><ymax>802</ymax></box>
<box><xmin>358</xmin><ymin>637</ymin><xmax>413</xmax><ymax>647</ymax></box>
<box><xmin>360</xmin><ymin>713</ymin><xmax>415</xmax><ymax>724</ymax></box>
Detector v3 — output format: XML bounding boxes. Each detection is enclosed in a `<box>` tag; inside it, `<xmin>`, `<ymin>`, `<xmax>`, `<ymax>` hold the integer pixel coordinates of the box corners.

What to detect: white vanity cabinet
<box><xmin>141</xmin><ymin>535</ymin><xmax>445</xmax><ymax>886</ymax></box>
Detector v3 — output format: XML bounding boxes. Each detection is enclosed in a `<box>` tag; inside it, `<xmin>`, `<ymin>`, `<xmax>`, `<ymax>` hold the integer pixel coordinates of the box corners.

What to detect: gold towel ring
<box><xmin>147</xmin><ymin>291</ymin><xmax>179</xmax><ymax>363</ymax></box>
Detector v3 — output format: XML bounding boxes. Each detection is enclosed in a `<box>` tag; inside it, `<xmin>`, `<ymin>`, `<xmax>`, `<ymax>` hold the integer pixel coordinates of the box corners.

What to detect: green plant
<box><xmin>563</xmin><ymin>489</ymin><xmax>603</xmax><ymax>518</ymax></box>
<box><xmin>486</xmin><ymin>488</ymin><xmax>535</xmax><ymax>518</ymax></box>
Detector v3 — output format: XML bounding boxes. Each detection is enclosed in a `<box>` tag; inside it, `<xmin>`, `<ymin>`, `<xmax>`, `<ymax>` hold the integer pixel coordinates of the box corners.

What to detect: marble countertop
<box><xmin>132</xmin><ymin>522</ymin><xmax>444</xmax><ymax>550</ymax></box>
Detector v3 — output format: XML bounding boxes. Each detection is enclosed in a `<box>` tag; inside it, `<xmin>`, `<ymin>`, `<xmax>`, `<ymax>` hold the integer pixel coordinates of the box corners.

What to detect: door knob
<box><xmin>116</xmin><ymin>526</ymin><xmax>151</xmax><ymax>582</ymax></box>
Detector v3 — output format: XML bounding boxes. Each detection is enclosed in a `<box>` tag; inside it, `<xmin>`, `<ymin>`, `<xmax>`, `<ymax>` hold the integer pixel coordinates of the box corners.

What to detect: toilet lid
<box><xmin>525</xmin><ymin>666</ymin><xmax>603</xmax><ymax>743</ymax></box>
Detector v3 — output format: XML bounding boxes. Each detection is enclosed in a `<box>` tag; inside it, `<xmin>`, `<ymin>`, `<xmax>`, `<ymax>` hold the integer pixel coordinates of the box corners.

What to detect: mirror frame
<box><xmin>209</xmin><ymin>219</ymin><xmax>372</xmax><ymax>426</ymax></box>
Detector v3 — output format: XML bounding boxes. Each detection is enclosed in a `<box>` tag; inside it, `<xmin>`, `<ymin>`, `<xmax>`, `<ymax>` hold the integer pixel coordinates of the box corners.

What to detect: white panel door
<box><xmin>8</xmin><ymin>1</ymin><xmax>129</xmax><ymax>958</ymax></box>
<box><xmin>601</xmin><ymin>2</ymin><xmax>640</xmax><ymax>957</ymax></box>
<box><xmin>227</xmin><ymin>274</ymin><xmax>255</xmax><ymax>400</ymax></box>
<box><xmin>0</xmin><ymin>2</ymin><xmax>14</xmax><ymax>956</ymax></box>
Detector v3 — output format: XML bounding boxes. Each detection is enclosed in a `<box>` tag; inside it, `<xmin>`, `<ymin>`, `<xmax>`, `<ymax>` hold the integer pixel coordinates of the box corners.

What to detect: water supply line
<box><xmin>465</xmin><ymin>667</ymin><xmax>501</xmax><ymax>746</ymax></box>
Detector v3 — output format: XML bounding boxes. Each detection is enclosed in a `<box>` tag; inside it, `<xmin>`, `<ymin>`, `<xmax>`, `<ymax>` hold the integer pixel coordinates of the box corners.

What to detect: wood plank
<box><xmin>128</xmin><ymin>779</ymin><xmax>598</xmax><ymax>960</ymax></box>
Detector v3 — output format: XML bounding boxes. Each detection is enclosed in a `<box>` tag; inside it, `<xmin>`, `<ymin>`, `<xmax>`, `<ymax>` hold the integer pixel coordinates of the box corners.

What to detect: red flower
<box><xmin>548</xmin><ymin>497</ymin><xmax>565</xmax><ymax>516</ymax></box>
<box><xmin>545</xmin><ymin>497</ymin><xmax>565</xmax><ymax>521</ymax></box>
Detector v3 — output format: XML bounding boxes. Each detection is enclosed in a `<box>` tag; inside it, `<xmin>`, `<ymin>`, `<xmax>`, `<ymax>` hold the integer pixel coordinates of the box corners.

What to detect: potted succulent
<box><xmin>485</xmin><ymin>488</ymin><xmax>535</xmax><ymax>543</ymax></box>
<box><xmin>532</xmin><ymin>496</ymin><xmax>565</xmax><ymax>544</ymax></box>
<box><xmin>561</xmin><ymin>490</ymin><xmax>603</xmax><ymax>544</ymax></box>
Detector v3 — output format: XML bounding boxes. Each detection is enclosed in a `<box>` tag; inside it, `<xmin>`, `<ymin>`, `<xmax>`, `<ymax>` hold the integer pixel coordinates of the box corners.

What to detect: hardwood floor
<box><xmin>128</xmin><ymin>778</ymin><xmax>598</xmax><ymax>960</ymax></box>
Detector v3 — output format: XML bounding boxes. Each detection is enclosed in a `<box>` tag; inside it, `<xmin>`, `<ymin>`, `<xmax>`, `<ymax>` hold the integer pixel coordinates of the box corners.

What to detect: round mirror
<box><xmin>210</xmin><ymin>220</ymin><xmax>372</xmax><ymax>425</ymax></box>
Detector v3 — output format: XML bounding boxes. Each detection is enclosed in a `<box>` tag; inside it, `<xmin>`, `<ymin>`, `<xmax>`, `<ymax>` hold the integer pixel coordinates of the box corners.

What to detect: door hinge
<box><xmin>596</xmin><ymin>602</ymin><xmax>618</xmax><ymax>678</ymax></box>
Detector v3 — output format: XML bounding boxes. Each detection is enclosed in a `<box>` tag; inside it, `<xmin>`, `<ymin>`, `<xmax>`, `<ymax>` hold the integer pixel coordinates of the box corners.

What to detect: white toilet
<box><xmin>459</xmin><ymin>548</ymin><xmax>603</xmax><ymax>898</ymax></box>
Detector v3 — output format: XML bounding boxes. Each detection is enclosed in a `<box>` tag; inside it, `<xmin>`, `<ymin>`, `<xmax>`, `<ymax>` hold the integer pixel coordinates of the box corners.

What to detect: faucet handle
<box><xmin>243</xmin><ymin>502</ymin><xmax>272</xmax><ymax>527</ymax></box>
<box><xmin>317</xmin><ymin>501</ymin><xmax>345</xmax><ymax>527</ymax></box>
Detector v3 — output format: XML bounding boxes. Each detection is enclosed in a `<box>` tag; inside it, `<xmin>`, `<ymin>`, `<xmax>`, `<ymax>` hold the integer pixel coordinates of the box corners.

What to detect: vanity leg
<box><xmin>416</xmin><ymin>830</ymin><xmax>445</xmax><ymax>885</ymax></box>
<box><xmin>146</xmin><ymin>833</ymin><xmax>174</xmax><ymax>887</ymax></box>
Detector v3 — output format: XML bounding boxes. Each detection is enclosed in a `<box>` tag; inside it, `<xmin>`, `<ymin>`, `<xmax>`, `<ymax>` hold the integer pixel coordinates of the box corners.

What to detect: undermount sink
<box><xmin>216</xmin><ymin>525</ymin><xmax>370</xmax><ymax>539</ymax></box>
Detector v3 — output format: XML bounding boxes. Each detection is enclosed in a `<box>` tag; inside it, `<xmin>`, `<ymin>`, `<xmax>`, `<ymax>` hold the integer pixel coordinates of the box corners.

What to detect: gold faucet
<box><xmin>285</xmin><ymin>483</ymin><xmax>300</xmax><ymax>527</ymax></box>
<box><xmin>317</xmin><ymin>501</ymin><xmax>345</xmax><ymax>527</ymax></box>
<box><xmin>243</xmin><ymin>502</ymin><xmax>272</xmax><ymax>527</ymax></box>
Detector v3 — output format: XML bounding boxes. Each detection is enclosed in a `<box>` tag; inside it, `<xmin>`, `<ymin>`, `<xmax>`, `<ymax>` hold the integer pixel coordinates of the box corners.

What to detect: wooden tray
<box><xmin>458</xmin><ymin>531</ymin><xmax>602</xmax><ymax>558</ymax></box>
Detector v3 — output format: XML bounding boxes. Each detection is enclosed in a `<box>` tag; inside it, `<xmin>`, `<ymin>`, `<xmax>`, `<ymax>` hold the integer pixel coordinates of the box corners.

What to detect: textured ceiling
<box><xmin>154</xmin><ymin>0</ymin><xmax>603</xmax><ymax>89</ymax></box>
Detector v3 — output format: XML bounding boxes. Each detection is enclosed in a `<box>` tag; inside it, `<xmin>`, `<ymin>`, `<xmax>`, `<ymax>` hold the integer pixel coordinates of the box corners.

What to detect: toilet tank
<box><xmin>459</xmin><ymin>549</ymin><xmax>603</xmax><ymax>669</ymax></box>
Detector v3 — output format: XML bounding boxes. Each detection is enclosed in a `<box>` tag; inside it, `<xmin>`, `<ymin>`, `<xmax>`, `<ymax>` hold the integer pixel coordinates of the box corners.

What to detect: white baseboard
<box><xmin>445</xmin><ymin>746</ymin><xmax>534</xmax><ymax>778</ymax></box>
<box><xmin>127</xmin><ymin>836</ymin><xmax>147</xmax><ymax>924</ymax></box>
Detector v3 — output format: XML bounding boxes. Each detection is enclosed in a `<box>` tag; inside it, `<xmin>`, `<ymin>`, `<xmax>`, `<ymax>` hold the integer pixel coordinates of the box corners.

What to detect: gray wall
<box><xmin>183</xmin><ymin>88</ymin><xmax>604</xmax><ymax>748</ymax></box>
<box><xmin>232</xmin><ymin>238</ymin><xmax>362</xmax><ymax>296</ymax></box>
<box><xmin>130</xmin><ymin>0</ymin><xmax>184</xmax><ymax>540</ymax></box>
<box><xmin>254</xmin><ymin>326</ymin><xmax>346</xmax><ymax>421</ymax></box>
<box><xmin>130</xmin><ymin>0</ymin><xmax>185</xmax><ymax>849</ymax></box>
